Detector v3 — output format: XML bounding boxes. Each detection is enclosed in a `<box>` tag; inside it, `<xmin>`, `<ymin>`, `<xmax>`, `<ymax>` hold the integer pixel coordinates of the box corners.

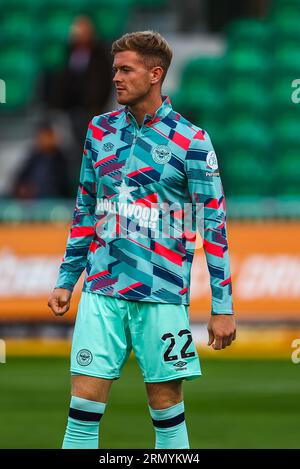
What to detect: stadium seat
<box><xmin>271</xmin><ymin>0</ymin><xmax>300</xmax><ymax>22</ymax></box>
<box><xmin>226</xmin><ymin>19</ymin><xmax>272</xmax><ymax>50</ymax></box>
<box><xmin>0</xmin><ymin>74</ymin><xmax>35</xmax><ymax>110</ymax></box>
<box><xmin>274</xmin><ymin>46</ymin><xmax>300</xmax><ymax>77</ymax></box>
<box><xmin>273</xmin><ymin>148</ymin><xmax>300</xmax><ymax>195</ymax></box>
<box><xmin>41</xmin><ymin>41</ymin><xmax>67</xmax><ymax>69</ymax></box>
<box><xmin>44</xmin><ymin>11</ymin><xmax>77</xmax><ymax>42</ymax></box>
<box><xmin>182</xmin><ymin>82</ymin><xmax>224</xmax><ymax>115</ymax></box>
<box><xmin>219</xmin><ymin>118</ymin><xmax>273</xmax><ymax>195</ymax></box>
<box><xmin>0</xmin><ymin>49</ymin><xmax>38</xmax><ymax>78</ymax></box>
<box><xmin>222</xmin><ymin>148</ymin><xmax>273</xmax><ymax>196</ymax></box>
<box><xmin>0</xmin><ymin>0</ymin><xmax>32</xmax><ymax>14</ymax></box>
<box><xmin>272</xmin><ymin>77</ymin><xmax>299</xmax><ymax>118</ymax></box>
<box><xmin>181</xmin><ymin>56</ymin><xmax>225</xmax><ymax>84</ymax></box>
<box><xmin>271</xmin><ymin>2</ymin><xmax>300</xmax><ymax>41</ymax></box>
<box><xmin>225</xmin><ymin>79</ymin><xmax>270</xmax><ymax>118</ymax></box>
<box><xmin>272</xmin><ymin>118</ymin><xmax>300</xmax><ymax>194</ymax></box>
<box><xmin>273</xmin><ymin>118</ymin><xmax>300</xmax><ymax>146</ymax></box>
<box><xmin>85</xmin><ymin>0</ymin><xmax>133</xmax><ymax>39</ymax></box>
<box><xmin>226</xmin><ymin>48</ymin><xmax>270</xmax><ymax>80</ymax></box>
<box><xmin>133</xmin><ymin>0</ymin><xmax>167</xmax><ymax>5</ymax></box>
<box><xmin>0</xmin><ymin>11</ymin><xmax>37</xmax><ymax>44</ymax></box>
<box><xmin>39</xmin><ymin>0</ymin><xmax>77</xmax><ymax>13</ymax></box>
<box><xmin>179</xmin><ymin>57</ymin><xmax>225</xmax><ymax>108</ymax></box>
<box><xmin>91</xmin><ymin>8</ymin><xmax>130</xmax><ymax>39</ymax></box>
<box><xmin>225</xmin><ymin>119</ymin><xmax>272</xmax><ymax>152</ymax></box>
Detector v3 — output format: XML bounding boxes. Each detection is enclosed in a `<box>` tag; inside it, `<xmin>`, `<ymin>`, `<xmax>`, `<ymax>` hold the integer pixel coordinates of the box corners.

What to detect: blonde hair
<box><xmin>111</xmin><ymin>30</ymin><xmax>173</xmax><ymax>82</ymax></box>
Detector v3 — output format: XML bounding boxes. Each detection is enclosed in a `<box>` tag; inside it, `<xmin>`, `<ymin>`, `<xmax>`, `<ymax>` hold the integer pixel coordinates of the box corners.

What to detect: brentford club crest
<box><xmin>151</xmin><ymin>145</ymin><xmax>172</xmax><ymax>164</ymax></box>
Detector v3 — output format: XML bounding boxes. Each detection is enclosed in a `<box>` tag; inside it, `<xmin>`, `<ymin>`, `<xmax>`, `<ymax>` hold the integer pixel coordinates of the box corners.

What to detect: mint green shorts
<box><xmin>70</xmin><ymin>291</ymin><xmax>202</xmax><ymax>383</ymax></box>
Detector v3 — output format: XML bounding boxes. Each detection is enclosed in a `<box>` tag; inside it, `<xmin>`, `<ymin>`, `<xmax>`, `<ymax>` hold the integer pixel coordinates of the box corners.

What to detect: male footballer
<box><xmin>48</xmin><ymin>31</ymin><xmax>236</xmax><ymax>449</ymax></box>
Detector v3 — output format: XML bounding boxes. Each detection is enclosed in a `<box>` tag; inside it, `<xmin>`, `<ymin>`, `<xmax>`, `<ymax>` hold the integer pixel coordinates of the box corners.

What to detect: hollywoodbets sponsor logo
<box><xmin>96</xmin><ymin>198</ymin><xmax>159</xmax><ymax>229</ymax></box>
<box><xmin>96</xmin><ymin>197</ymin><xmax>205</xmax><ymax>239</ymax></box>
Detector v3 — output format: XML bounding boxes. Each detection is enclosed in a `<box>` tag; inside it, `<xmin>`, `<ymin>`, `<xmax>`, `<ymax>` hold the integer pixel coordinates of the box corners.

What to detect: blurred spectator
<box><xmin>12</xmin><ymin>122</ymin><xmax>70</xmax><ymax>199</ymax></box>
<box><xmin>42</xmin><ymin>16</ymin><xmax>113</xmax><ymax>159</ymax></box>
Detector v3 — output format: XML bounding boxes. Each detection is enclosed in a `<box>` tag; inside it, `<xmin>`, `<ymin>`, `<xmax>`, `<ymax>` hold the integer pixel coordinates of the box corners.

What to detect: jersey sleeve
<box><xmin>185</xmin><ymin>129</ymin><xmax>233</xmax><ymax>314</ymax></box>
<box><xmin>55</xmin><ymin>120</ymin><xmax>96</xmax><ymax>291</ymax></box>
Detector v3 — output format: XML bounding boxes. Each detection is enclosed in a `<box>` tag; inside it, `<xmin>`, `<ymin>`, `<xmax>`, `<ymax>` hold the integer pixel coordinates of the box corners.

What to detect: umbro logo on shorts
<box><xmin>173</xmin><ymin>360</ymin><xmax>187</xmax><ymax>368</ymax></box>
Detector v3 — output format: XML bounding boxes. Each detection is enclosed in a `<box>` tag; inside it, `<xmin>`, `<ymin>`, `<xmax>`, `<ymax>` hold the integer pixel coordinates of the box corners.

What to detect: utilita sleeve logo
<box><xmin>0</xmin><ymin>79</ymin><xmax>6</xmax><ymax>104</ymax></box>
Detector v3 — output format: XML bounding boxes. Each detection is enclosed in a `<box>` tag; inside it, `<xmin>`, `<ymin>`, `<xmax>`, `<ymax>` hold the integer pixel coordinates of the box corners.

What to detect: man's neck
<box><xmin>128</xmin><ymin>94</ymin><xmax>163</xmax><ymax>127</ymax></box>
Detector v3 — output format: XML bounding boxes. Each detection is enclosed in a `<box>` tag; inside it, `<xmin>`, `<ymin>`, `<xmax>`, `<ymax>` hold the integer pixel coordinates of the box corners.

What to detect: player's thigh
<box><xmin>71</xmin><ymin>374</ymin><xmax>113</xmax><ymax>403</ymax></box>
<box><xmin>132</xmin><ymin>302</ymin><xmax>201</xmax><ymax>383</ymax></box>
<box><xmin>145</xmin><ymin>379</ymin><xmax>184</xmax><ymax>409</ymax></box>
<box><xmin>71</xmin><ymin>292</ymin><xmax>132</xmax><ymax>380</ymax></box>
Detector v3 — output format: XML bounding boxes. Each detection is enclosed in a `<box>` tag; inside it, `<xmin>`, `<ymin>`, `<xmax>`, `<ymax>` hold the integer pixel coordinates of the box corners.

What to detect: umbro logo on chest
<box><xmin>102</xmin><ymin>142</ymin><xmax>114</xmax><ymax>152</ymax></box>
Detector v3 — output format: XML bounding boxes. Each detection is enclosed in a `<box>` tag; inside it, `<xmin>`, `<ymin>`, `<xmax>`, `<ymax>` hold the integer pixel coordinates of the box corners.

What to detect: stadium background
<box><xmin>0</xmin><ymin>0</ymin><xmax>300</xmax><ymax>448</ymax></box>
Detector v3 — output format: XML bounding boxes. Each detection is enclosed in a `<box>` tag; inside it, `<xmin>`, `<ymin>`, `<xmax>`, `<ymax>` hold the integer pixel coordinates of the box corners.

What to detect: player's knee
<box><xmin>147</xmin><ymin>380</ymin><xmax>183</xmax><ymax>409</ymax></box>
<box><xmin>71</xmin><ymin>376</ymin><xmax>112</xmax><ymax>402</ymax></box>
<box><xmin>148</xmin><ymin>397</ymin><xmax>182</xmax><ymax>410</ymax></box>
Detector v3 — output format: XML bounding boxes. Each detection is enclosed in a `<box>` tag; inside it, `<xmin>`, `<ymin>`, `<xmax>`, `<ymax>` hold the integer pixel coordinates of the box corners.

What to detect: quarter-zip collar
<box><xmin>124</xmin><ymin>95</ymin><xmax>172</xmax><ymax>127</ymax></box>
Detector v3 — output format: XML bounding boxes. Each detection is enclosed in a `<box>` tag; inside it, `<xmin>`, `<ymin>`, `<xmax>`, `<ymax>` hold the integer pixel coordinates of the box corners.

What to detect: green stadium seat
<box><xmin>0</xmin><ymin>11</ymin><xmax>37</xmax><ymax>44</ymax></box>
<box><xmin>44</xmin><ymin>11</ymin><xmax>76</xmax><ymax>42</ymax></box>
<box><xmin>273</xmin><ymin>118</ymin><xmax>300</xmax><ymax>146</ymax></box>
<box><xmin>226</xmin><ymin>48</ymin><xmax>270</xmax><ymax>80</ymax></box>
<box><xmin>218</xmin><ymin>118</ymin><xmax>273</xmax><ymax>196</ymax></box>
<box><xmin>271</xmin><ymin>117</ymin><xmax>300</xmax><ymax>194</ymax></box>
<box><xmin>225</xmin><ymin>119</ymin><xmax>272</xmax><ymax>152</ymax></box>
<box><xmin>174</xmin><ymin>83</ymin><xmax>225</xmax><ymax>121</ymax></box>
<box><xmin>41</xmin><ymin>42</ymin><xmax>67</xmax><ymax>69</ymax></box>
<box><xmin>226</xmin><ymin>19</ymin><xmax>272</xmax><ymax>49</ymax></box>
<box><xmin>133</xmin><ymin>0</ymin><xmax>168</xmax><ymax>6</ymax></box>
<box><xmin>273</xmin><ymin>148</ymin><xmax>300</xmax><ymax>195</ymax></box>
<box><xmin>271</xmin><ymin>77</ymin><xmax>300</xmax><ymax>120</ymax></box>
<box><xmin>271</xmin><ymin>1</ymin><xmax>300</xmax><ymax>43</ymax></box>
<box><xmin>91</xmin><ymin>8</ymin><xmax>130</xmax><ymax>40</ymax></box>
<box><xmin>0</xmin><ymin>0</ymin><xmax>31</xmax><ymax>14</ymax></box>
<box><xmin>39</xmin><ymin>0</ymin><xmax>77</xmax><ymax>12</ymax></box>
<box><xmin>225</xmin><ymin>79</ymin><xmax>270</xmax><ymax>117</ymax></box>
<box><xmin>222</xmin><ymin>148</ymin><xmax>273</xmax><ymax>196</ymax></box>
<box><xmin>181</xmin><ymin>56</ymin><xmax>225</xmax><ymax>84</ymax></box>
<box><xmin>274</xmin><ymin>46</ymin><xmax>300</xmax><ymax>79</ymax></box>
<box><xmin>0</xmin><ymin>49</ymin><xmax>38</xmax><ymax>78</ymax></box>
<box><xmin>0</xmin><ymin>74</ymin><xmax>35</xmax><ymax>110</ymax></box>
<box><xmin>271</xmin><ymin>0</ymin><xmax>300</xmax><ymax>22</ymax></box>
<box><xmin>179</xmin><ymin>57</ymin><xmax>225</xmax><ymax>109</ymax></box>
<box><xmin>86</xmin><ymin>0</ymin><xmax>133</xmax><ymax>39</ymax></box>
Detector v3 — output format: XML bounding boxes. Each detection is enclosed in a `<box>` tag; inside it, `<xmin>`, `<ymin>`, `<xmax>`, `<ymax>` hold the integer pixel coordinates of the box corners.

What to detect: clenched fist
<box><xmin>207</xmin><ymin>314</ymin><xmax>236</xmax><ymax>350</ymax></box>
<box><xmin>48</xmin><ymin>288</ymin><xmax>72</xmax><ymax>317</ymax></box>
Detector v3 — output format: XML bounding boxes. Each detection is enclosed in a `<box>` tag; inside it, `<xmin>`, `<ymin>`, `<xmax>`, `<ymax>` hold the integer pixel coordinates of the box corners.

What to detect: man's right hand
<box><xmin>48</xmin><ymin>288</ymin><xmax>72</xmax><ymax>317</ymax></box>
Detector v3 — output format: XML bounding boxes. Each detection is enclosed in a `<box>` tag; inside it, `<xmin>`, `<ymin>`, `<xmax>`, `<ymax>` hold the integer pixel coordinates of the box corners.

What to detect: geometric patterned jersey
<box><xmin>55</xmin><ymin>96</ymin><xmax>233</xmax><ymax>313</ymax></box>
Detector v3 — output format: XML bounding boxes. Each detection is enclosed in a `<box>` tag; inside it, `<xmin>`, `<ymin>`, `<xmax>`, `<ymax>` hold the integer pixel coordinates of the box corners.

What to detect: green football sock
<box><xmin>62</xmin><ymin>396</ymin><xmax>106</xmax><ymax>449</ymax></box>
<box><xmin>148</xmin><ymin>401</ymin><xmax>190</xmax><ymax>449</ymax></box>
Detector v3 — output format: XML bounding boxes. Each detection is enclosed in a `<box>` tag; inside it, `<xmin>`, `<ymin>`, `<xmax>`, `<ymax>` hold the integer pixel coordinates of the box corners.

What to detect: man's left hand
<box><xmin>207</xmin><ymin>314</ymin><xmax>236</xmax><ymax>350</ymax></box>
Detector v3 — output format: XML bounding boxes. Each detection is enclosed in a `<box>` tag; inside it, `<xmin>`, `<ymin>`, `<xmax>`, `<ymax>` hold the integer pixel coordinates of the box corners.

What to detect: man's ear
<box><xmin>150</xmin><ymin>66</ymin><xmax>164</xmax><ymax>84</ymax></box>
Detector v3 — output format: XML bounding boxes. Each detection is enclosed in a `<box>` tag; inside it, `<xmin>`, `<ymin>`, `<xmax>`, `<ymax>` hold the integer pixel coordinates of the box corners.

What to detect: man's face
<box><xmin>113</xmin><ymin>50</ymin><xmax>154</xmax><ymax>106</ymax></box>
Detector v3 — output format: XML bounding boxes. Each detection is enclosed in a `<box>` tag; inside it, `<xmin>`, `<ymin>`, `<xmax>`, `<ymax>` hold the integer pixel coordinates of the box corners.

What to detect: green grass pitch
<box><xmin>0</xmin><ymin>357</ymin><xmax>299</xmax><ymax>448</ymax></box>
